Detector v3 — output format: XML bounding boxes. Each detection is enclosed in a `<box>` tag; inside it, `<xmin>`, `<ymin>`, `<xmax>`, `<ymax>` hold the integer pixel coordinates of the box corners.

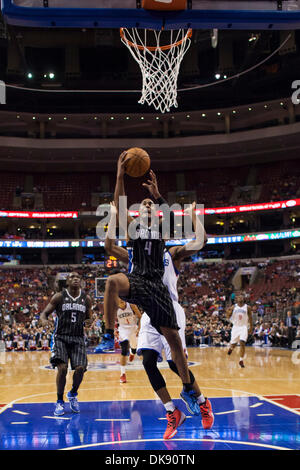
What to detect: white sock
<box><xmin>197</xmin><ymin>394</ymin><xmax>206</xmax><ymax>404</ymax></box>
<box><xmin>120</xmin><ymin>366</ymin><xmax>126</xmax><ymax>375</ymax></box>
<box><xmin>240</xmin><ymin>358</ymin><xmax>244</xmax><ymax>362</ymax></box>
<box><xmin>164</xmin><ymin>401</ymin><xmax>176</xmax><ymax>413</ymax></box>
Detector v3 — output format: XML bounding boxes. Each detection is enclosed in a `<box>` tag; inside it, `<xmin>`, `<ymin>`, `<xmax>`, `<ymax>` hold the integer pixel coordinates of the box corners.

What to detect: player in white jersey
<box><xmin>137</xmin><ymin>249</ymin><xmax>187</xmax><ymax>365</ymax></box>
<box><xmin>226</xmin><ymin>293</ymin><xmax>253</xmax><ymax>368</ymax></box>
<box><xmin>104</xmin><ymin>202</ymin><xmax>214</xmax><ymax>439</ymax></box>
<box><xmin>117</xmin><ymin>298</ymin><xmax>142</xmax><ymax>383</ymax></box>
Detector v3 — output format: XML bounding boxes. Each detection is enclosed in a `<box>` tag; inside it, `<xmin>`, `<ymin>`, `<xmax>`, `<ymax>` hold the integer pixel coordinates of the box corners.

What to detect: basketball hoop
<box><xmin>120</xmin><ymin>27</ymin><xmax>192</xmax><ymax>113</ymax></box>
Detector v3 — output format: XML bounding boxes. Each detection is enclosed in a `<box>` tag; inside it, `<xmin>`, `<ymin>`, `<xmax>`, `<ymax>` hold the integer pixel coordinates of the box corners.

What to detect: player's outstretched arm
<box><xmin>39</xmin><ymin>292</ymin><xmax>63</xmax><ymax>326</ymax></box>
<box><xmin>114</xmin><ymin>151</ymin><xmax>133</xmax><ymax>228</ymax></box>
<box><xmin>142</xmin><ymin>169</ymin><xmax>161</xmax><ymax>200</ymax></box>
<box><xmin>143</xmin><ymin>170</ymin><xmax>175</xmax><ymax>238</ymax></box>
<box><xmin>170</xmin><ymin>202</ymin><xmax>207</xmax><ymax>269</ymax></box>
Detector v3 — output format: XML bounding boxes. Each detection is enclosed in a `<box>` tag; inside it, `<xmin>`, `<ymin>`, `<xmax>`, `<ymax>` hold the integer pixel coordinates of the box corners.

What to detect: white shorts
<box><xmin>118</xmin><ymin>324</ymin><xmax>138</xmax><ymax>350</ymax></box>
<box><xmin>230</xmin><ymin>325</ymin><xmax>248</xmax><ymax>344</ymax></box>
<box><xmin>137</xmin><ymin>300</ymin><xmax>187</xmax><ymax>362</ymax></box>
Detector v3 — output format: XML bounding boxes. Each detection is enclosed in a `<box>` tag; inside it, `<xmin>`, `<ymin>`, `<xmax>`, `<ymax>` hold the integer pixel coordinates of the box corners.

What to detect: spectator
<box><xmin>285</xmin><ymin>310</ymin><xmax>299</xmax><ymax>348</ymax></box>
<box><xmin>276</xmin><ymin>321</ymin><xmax>289</xmax><ymax>348</ymax></box>
<box><xmin>269</xmin><ymin>323</ymin><xmax>279</xmax><ymax>347</ymax></box>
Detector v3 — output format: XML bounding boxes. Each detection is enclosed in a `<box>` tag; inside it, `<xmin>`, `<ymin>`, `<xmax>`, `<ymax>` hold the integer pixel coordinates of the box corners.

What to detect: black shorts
<box><xmin>50</xmin><ymin>335</ymin><xmax>88</xmax><ymax>371</ymax></box>
<box><xmin>121</xmin><ymin>273</ymin><xmax>179</xmax><ymax>334</ymax></box>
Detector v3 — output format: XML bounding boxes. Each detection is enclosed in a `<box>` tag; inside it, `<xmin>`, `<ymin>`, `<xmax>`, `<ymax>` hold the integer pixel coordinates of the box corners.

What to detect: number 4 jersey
<box><xmin>127</xmin><ymin>225</ymin><xmax>165</xmax><ymax>279</ymax></box>
<box><xmin>53</xmin><ymin>288</ymin><xmax>88</xmax><ymax>337</ymax></box>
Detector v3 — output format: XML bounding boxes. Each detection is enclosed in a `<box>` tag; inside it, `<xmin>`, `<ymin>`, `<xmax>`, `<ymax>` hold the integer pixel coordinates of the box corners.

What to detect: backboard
<box><xmin>2</xmin><ymin>0</ymin><xmax>300</xmax><ymax>30</ymax></box>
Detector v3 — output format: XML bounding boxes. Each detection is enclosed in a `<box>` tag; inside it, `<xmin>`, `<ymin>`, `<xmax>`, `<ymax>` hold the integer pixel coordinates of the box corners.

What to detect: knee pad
<box><xmin>142</xmin><ymin>350</ymin><xmax>166</xmax><ymax>392</ymax></box>
<box><xmin>120</xmin><ymin>340</ymin><xmax>129</xmax><ymax>356</ymax></box>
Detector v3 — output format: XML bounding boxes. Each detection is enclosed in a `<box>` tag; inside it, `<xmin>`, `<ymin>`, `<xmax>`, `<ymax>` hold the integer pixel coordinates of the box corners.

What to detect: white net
<box><xmin>121</xmin><ymin>28</ymin><xmax>192</xmax><ymax>114</ymax></box>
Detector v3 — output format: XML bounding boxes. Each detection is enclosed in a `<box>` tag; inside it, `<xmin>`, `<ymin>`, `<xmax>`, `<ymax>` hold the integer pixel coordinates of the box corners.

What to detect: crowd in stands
<box><xmin>177</xmin><ymin>258</ymin><xmax>300</xmax><ymax>348</ymax></box>
<box><xmin>0</xmin><ymin>257</ymin><xmax>299</xmax><ymax>352</ymax></box>
<box><xmin>1</xmin><ymin>159</ymin><xmax>300</xmax><ymax>213</ymax></box>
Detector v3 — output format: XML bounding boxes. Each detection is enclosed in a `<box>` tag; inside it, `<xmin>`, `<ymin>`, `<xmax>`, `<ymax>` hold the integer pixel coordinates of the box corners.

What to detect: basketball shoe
<box><xmin>67</xmin><ymin>391</ymin><xmax>80</xmax><ymax>413</ymax></box>
<box><xmin>180</xmin><ymin>389</ymin><xmax>200</xmax><ymax>415</ymax></box>
<box><xmin>120</xmin><ymin>373</ymin><xmax>127</xmax><ymax>383</ymax></box>
<box><xmin>129</xmin><ymin>353</ymin><xmax>135</xmax><ymax>362</ymax></box>
<box><xmin>200</xmin><ymin>398</ymin><xmax>214</xmax><ymax>430</ymax></box>
<box><xmin>163</xmin><ymin>408</ymin><xmax>186</xmax><ymax>440</ymax></box>
<box><xmin>94</xmin><ymin>334</ymin><xmax>115</xmax><ymax>353</ymax></box>
<box><xmin>54</xmin><ymin>400</ymin><xmax>65</xmax><ymax>417</ymax></box>
<box><xmin>239</xmin><ymin>360</ymin><xmax>245</xmax><ymax>368</ymax></box>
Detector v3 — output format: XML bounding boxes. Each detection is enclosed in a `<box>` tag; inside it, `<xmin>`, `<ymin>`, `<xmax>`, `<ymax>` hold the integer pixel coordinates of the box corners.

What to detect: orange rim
<box><xmin>120</xmin><ymin>28</ymin><xmax>192</xmax><ymax>52</ymax></box>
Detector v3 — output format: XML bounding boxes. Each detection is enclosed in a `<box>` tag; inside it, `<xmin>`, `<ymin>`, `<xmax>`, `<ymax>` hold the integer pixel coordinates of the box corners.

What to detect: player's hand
<box><xmin>117</xmin><ymin>151</ymin><xmax>129</xmax><ymax>177</ymax></box>
<box><xmin>39</xmin><ymin>316</ymin><xmax>48</xmax><ymax>327</ymax></box>
<box><xmin>142</xmin><ymin>170</ymin><xmax>160</xmax><ymax>199</ymax></box>
<box><xmin>183</xmin><ymin>201</ymin><xmax>196</xmax><ymax>218</ymax></box>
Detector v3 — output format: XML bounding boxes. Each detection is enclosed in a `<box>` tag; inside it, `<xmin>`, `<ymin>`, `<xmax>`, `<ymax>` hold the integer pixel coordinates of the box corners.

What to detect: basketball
<box><xmin>125</xmin><ymin>147</ymin><xmax>151</xmax><ymax>177</ymax></box>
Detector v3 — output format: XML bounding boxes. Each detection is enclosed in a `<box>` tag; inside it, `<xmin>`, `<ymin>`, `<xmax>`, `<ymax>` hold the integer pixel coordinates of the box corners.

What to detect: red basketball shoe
<box><xmin>120</xmin><ymin>373</ymin><xmax>127</xmax><ymax>384</ymax></box>
<box><xmin>200</xmin><ymin>399</ymin><xmax>214</xmax><ymax>430</ymax></box>
<box><xmin>163</xmin><ymin>408</ymin><xmax>186</xmax><ymax>440</ymax></box>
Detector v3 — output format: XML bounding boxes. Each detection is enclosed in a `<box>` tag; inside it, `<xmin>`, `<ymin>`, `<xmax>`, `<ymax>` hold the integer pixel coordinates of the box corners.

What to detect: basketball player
<box><xmin>105</xmin><ymin>202</ymin><xmax>214</xmax><ymax>439</ymax></box>
<box><xmin>117</xmin><ymin>298</ymin><xmax>142</xmax><ymax>383</ymax></box>
<box><xmin>226</xmin><ymin>293</ymin><xmax>253</xmax><ymax>368</ymax></box>
<box><xmin>98</xmin><ymin>152</ymin><xmax>202</xmax><ymax>416</ymax></box>
<box><xmin>40</xmin><ymin>272</ymin><xmax>92</xmax><ymax>416</ymax></box>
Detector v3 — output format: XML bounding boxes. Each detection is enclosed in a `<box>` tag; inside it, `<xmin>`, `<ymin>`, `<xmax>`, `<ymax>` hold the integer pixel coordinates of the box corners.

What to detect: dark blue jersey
<box><xmin>53</xmin><ymin>288</ymin><xmax>88</xmax><ymax>337</ymax></box>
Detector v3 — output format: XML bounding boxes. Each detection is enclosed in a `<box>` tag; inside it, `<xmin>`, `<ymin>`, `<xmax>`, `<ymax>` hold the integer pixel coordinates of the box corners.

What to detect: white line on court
<box><xmin>43</xmin><ymin>416</ymin><xmax>71</xmax><ymax>420</ymax></box>
<box><xmin>59</xmin><ymin>438</ymin><xmax>292</xmax><ymax>451</ymax></box>
<box><xmin>94</xmin><ymin>419</ymin><xmax>130</xmax><ymax>422</ymax></box>
<box><xmin>10</xmin><ymin>422</ymin><xmax>28</xmax><ymax>425</ymax></box>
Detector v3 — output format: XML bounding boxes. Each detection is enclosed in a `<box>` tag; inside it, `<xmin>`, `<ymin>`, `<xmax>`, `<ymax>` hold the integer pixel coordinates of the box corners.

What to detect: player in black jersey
<box><xmin>97</xmin><ymin>152</ymin><xmax>201</xmax><ymax>415</ymax></box>
<box><xmin>40</xmin><ymin>272</ymin><xmax>92</xmax><ymax>416</ymax></box>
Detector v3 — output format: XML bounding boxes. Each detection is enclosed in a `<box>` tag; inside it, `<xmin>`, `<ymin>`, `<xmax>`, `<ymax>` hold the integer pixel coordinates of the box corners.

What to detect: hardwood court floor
<box><xmin>0</xmin><ymin>346</ymin><xmax>300</xmax><ymax>450</ymax></box>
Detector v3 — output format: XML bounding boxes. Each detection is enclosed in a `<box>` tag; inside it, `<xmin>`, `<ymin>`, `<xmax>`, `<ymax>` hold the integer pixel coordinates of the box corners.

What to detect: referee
<box><xmin>40</xmin><ymin>272</ymin><xmax>92</xmax><ymax>416</ymax></box>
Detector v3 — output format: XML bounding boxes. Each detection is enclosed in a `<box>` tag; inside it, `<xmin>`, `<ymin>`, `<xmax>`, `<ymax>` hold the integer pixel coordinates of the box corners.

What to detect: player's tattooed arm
<box><xmin>39</xmin><ymin>292</ymin><xmax>63</xmax><ymax>326</ymax></box>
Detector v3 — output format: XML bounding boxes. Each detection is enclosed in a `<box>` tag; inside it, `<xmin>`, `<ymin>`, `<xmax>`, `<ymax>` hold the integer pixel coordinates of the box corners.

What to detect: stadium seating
<box><xmin>0</xmin><ymin>160</ymin><xmax>299</xmax><ymax>212</ymax></box>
